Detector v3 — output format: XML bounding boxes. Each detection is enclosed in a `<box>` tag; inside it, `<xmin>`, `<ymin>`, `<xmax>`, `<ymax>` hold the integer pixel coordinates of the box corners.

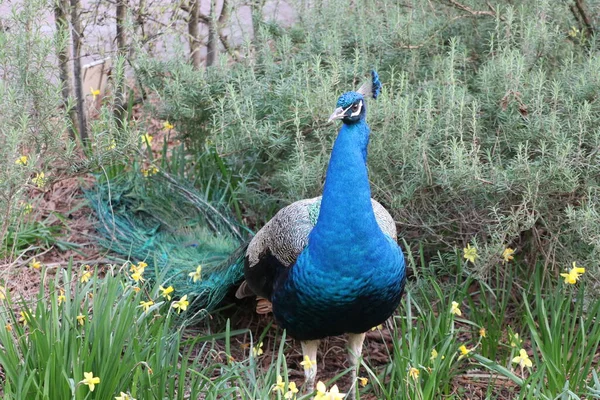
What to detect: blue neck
<box><xmin>308</xmin><ymin>119</ymin><xmax>384</xmax><ymax>265</ymax></box>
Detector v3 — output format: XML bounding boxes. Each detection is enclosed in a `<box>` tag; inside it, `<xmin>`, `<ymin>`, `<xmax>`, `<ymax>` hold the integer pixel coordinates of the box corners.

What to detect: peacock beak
<box><xmin>328</xmin><ymin>106</ymin><xmax>347</xmax><ymax>123</ymax></box>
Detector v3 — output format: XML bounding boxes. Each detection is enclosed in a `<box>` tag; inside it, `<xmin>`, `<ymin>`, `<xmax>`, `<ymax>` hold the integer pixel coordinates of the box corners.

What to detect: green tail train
<box><xmin>87</xmin><ymin>171</ymin><xmax>248</xmax><ymax>314</ymax></box>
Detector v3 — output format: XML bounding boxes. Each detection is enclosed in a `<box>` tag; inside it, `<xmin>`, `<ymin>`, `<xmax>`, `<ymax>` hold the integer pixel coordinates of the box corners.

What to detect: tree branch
<box><xmin>53</xmin><ymin>0</ymin><xmax>77</xmax><ymax>141</ymax></box>
<box><xmin>444</xmin><ymin>0</ymin><xmax>502</xmax><ymax>19</ymax></box>
<box><xmin>187</xmin><ymin>0</ymin><xmax>201</xmax><ymax>70</ymax></box>
<box><xmin>114</xmin><ymin>0</ymin><xmax>128</xmax><ymax>127</ymax></box>
<box><xmin>575</xmin><ymin>0</ymin><xmax>594</xmax><ymax>38</ymax></box>
<box><xmin>70</xmin><ymin>0</ymin><xmax>88</xmax><ymax>143</ymax></box>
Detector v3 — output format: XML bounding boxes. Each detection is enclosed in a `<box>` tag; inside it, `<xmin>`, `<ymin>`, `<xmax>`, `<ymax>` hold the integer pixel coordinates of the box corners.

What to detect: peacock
<box><xmin>236</xmin><ymin>70</ymin><xmax>406</xmax><ymax>396</ymax></box>
<box><xmin>89</xmin><ymin>70</ymin><xmax>406</xmax><ymax>398</ymax></box>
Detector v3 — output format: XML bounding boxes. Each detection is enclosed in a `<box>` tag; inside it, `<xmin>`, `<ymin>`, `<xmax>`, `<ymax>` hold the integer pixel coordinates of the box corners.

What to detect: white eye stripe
<box><xmin>350</xmin><ymin>100</ymin><xmax>363</xmax><ymax>117</ymax></box>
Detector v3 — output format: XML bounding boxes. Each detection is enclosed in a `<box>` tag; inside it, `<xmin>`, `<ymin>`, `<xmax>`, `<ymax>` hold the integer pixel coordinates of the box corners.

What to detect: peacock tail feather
<box><xmin>87</xmin><ymin>170</ymin><xmax>248</xmax><ymax>314</ymax></box>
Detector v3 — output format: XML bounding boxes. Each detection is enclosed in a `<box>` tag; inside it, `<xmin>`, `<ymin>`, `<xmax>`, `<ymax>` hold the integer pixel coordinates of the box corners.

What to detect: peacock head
<box><xmin>328</xmin><ymin>70</ymin><xmax>382</xmax><ymax>125</ymax></box>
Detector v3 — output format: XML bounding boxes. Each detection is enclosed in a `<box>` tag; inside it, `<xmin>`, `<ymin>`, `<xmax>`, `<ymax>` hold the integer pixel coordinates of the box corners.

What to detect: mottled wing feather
<box><xmin>246</xmin><ymin>197</ymin><xmax>319</xmax><ymax>268</ymax></box>
<box><xmin>372</xmin><ymin>199</ymin><xmax>397</xmax><ymax>241</ymax></box>
<box><xmin>242</xmin><ymin>196</ymin><xmax>397</xmax><ymax>299</ymax></box>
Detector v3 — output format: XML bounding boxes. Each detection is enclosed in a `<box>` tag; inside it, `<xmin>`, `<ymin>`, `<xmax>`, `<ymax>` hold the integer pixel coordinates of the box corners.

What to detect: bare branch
<box><xmin>575</xmin><ymin>0</ymin><xmax>594</xmax><ymax>37</ymax></box>
<box><xmin>444</xmin><ymin>0</ymin><xmax>500</xmax><ymax>18</ymax></box>
<box><xmin>206</xmin><ymin>0</ymin><xmax>218</xmax><ymax>67</ymax></box>
<box><xmin>114</xmin><ymin>0</ymin><xmax>128</xmax><ymax>128</ymax></box>
<box><xmin>70</xmin><ymin>0</ymin><xmax>88</xmax><ymax>143</ymax></box>
<box><xmin>188</xmin><ymin>0</ymin><xmax>202</xmax><ymax>70</ymax></box>
<box><xmin>53</xmin><ymin>0</ymin><xmax>77</xmax><ymax>141</ymax></box>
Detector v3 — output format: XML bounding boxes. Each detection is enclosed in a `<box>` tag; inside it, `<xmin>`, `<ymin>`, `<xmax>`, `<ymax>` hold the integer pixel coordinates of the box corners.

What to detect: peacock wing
<box><xmin>371</xmin><ymin>198</ymin><xmax>398</xmax><ymax>241</ymax></box>
<box><xmin>239</xmin><ymin>197</ymin><xmax>320</xmax><ymax>300</ymax></box>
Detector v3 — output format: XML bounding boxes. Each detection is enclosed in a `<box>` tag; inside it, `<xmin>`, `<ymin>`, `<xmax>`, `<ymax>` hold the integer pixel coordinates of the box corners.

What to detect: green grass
<box><xmin>0</xmin><ymin>251</ymin><xmax>598</xmax><ymax>399</ymax></box>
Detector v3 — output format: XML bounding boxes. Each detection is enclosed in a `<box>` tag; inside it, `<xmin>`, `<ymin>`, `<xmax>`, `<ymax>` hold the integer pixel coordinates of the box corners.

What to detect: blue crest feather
<box><xmin>371</xmin><ymin>70</ymin><xmax>381</xmax><ymax>99</ymax></box>
<box><xmin>357</xmin><ymin>70</ymin><xmax>382</xmax><ymax>100</ymax></box>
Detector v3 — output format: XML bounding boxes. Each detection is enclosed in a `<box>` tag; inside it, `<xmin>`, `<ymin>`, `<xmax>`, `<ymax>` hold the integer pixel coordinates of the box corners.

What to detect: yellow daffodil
<box><xmin>171</xmin><ymin>295</ymin><xmax>189</xmax><ymax>314</ymax></box>
<box><xmin>139</xmin><ymin>300</ymin><xmax>154</xmax><ymax>312</ymax></box>
<box><xmin>358</xmin><ymin>376</ymin><xmax>368</xmax><ymax>387</ymax></box>
<box><xmin>131</xmin><ymin>265</ymin><xmax>145</xmax><ymax>282</ymax></box>
<box><xmin>141</xmin><ymin>165</ymin><xmax>159</xmax><ymax>177</ymax></box>
<box><xmin>115</xmin><ymin>392</ymin><xmax>135</xmax><ymax>400</ymax></box>
<box><xmin>108</xmin><ymin>139</ymin><xmax>116</xmax><ymax>150</ymax></box>
<box><xmin>15</xmin><ymin>155</ymin><xmax>28</xmax><ymax>165</ymax></box>
<box><xmin>300</xmin><ymin>355</ymin><xmax>316</xmax><ymax>370</ymax></box>
<box><xmin>141</xmin><ymin>133</ymin><xmax>153</xmax><ymax>145</ymax></box>
<box><xmin>510</xmin><ymin>332</ymin><xmax>521</xmax><ymax>348</ymax></box>
<box><xmin>502</xmin><ymin>247</ymin><xmax>515</xmax><ymax>263</ymax></box>
<box><xmin>130</xmin><ymin>261</ymin><xmax>147</xmax><ymax>273</ymax></box>
<box><xmin>370</xmin><ymin>324</ymin><xmax>383</xmax><ymax>331</ymax></box>
<box><xmin>560</xmin><ymin>262</ymin><xmax>586</xmax><ymax>284</ymax></box>
<box><xmin>57</xmin><ymin>289</ymin><xmax>66</xmax><ymax>305</ymax></box>
<box><xmin>314</xmin><ymin>381</ymin><xmax>327</xmax><ymax>400</ymax></box>
<box><xmin>131</xmin><ymin>271</ymin><xmax>145</xmax><ymax>282</ymax></box>
<box><xmin>408</xmin><ymin>367</ymin><xmax>420</xmax><ymax>380</ymax></box>
<box><xmin>32</xmin><ymin>171</ymin><xmax>47</xmax><ymax>188</ymax></box>
<box><xmin>430</xmin><ymin>348</ymin><xmax>438</xmax><ymax>360</ymax></box>
<box><xmin>5</xmin><ymin>323</ymin><xmax>12</xmax><ymax>331</ymax></box>
<box><xmin>273</xmin><ymin>375</ymin><xmax>285</xmax><ymax>393</ymax></box>
<box><xmin>458</xmin><ymin>345</ymin><xmax>470</xmax><ymax>360</ymax></box>
<box><xmin>189</xmin><ymin>265</ymin><xmax>202</xmax><ymax>282</ymax></box>
<box><xmin>159</xmin><ymin>285</ymin><xmax>174</xmax><ymax>300</ymax></box>
<box><xmin>512</xmin><ymin>348</ymin><xmax>533</xmax><ymax>369</ymax></box>
<box><xmin>30</xmin><ymin>258</ymin><xmax>42</xmax><ymax>269</ymax></box>
<box><xmin>22</xmin><ymin>203</ymin><xmax>33</xmax><ymax>215</ymax></box>
<box><xmin>568</xmin><ymin>26</ymin><xmax>580</xmax><ymax>38</ymax></box>
<box><xmin>327</xmin><ymin>384</ymin><xmax>344</xmax><ymax>400</ymax></box>
<box><xmin>80</xmin><ymin>270</ymin><xmax>93</xmax><ymax>283</ymax></box>
<box><xmin>76</xmin><ymin>314</ymin><xmax>86</xmax><ymax>326</ymax></box>
<box><xmin>479</xmin><ymin>327</ymin><xmax>487</xmax><ymax>338</ymax></box>
<box><xmin>0</xmin><ymin>286</ymin><xmax>6</xmax><ymax>300</ymax></box>
<box><xmin>284</xmin><ymin>382</ymin><xmax>299</xmax><ymax>399</ymax></box>
<box><xmin>163</xmin><ymin>120</ymin><xmax>174</xmax><ymax>130</ymax></box>
<box><xmin>450</xmin><ymin>301</ymin><xmax>462</xmax><ymax>316</ymax></box>
<box><xmin>463</xmin><ymin>244</ymin><xmax>478</xmax><ymax>263</ymax></box>
<box><xmin>90</xmin><ymin>87</ymin><xmax>100</xmax><ymax>100</ymax></box>
<box><xmin>18</xmin><ymin>311</ymin><xmax>28</xmax><ymax>326</ymax></box>
<box><xmin>80</xmin><ymin>371</ymin><xmax>100</xmax><ymax>392</ymax></box>
<box><xmin>314</xmin><ymin>382</ymin><xmax>344</xmax><ymax>400</ymax></box>
<box><xmin>252</xmin><ymin>341</ymin><xmax>263</xmax><ymax>357</ymax></box>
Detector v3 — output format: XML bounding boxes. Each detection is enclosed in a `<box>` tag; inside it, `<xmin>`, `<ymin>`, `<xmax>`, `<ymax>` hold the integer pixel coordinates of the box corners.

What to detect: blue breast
<box><xmin>272</xmin><ymin>236</ymin><xmax>405</xmax><ymax>340</ymax></box>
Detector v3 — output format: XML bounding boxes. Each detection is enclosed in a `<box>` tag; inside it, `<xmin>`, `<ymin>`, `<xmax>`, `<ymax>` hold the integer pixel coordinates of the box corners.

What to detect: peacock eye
<box><xmin>351</xmin><ymin>103</ymin><xmax>360</xmax><ymax>112</ymax></box>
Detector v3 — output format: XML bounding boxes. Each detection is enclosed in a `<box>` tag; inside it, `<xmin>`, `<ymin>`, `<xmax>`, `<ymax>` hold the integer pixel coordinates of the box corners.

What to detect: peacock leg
<box><xmin>347</xmin><ymin>332</ymin><xmax>366</xmax><ymax>399</ymax></box>
<box><xmin>300</xmin><ymin>339</ymin><xmax>320</xmax><ymax>393</ymax></box>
